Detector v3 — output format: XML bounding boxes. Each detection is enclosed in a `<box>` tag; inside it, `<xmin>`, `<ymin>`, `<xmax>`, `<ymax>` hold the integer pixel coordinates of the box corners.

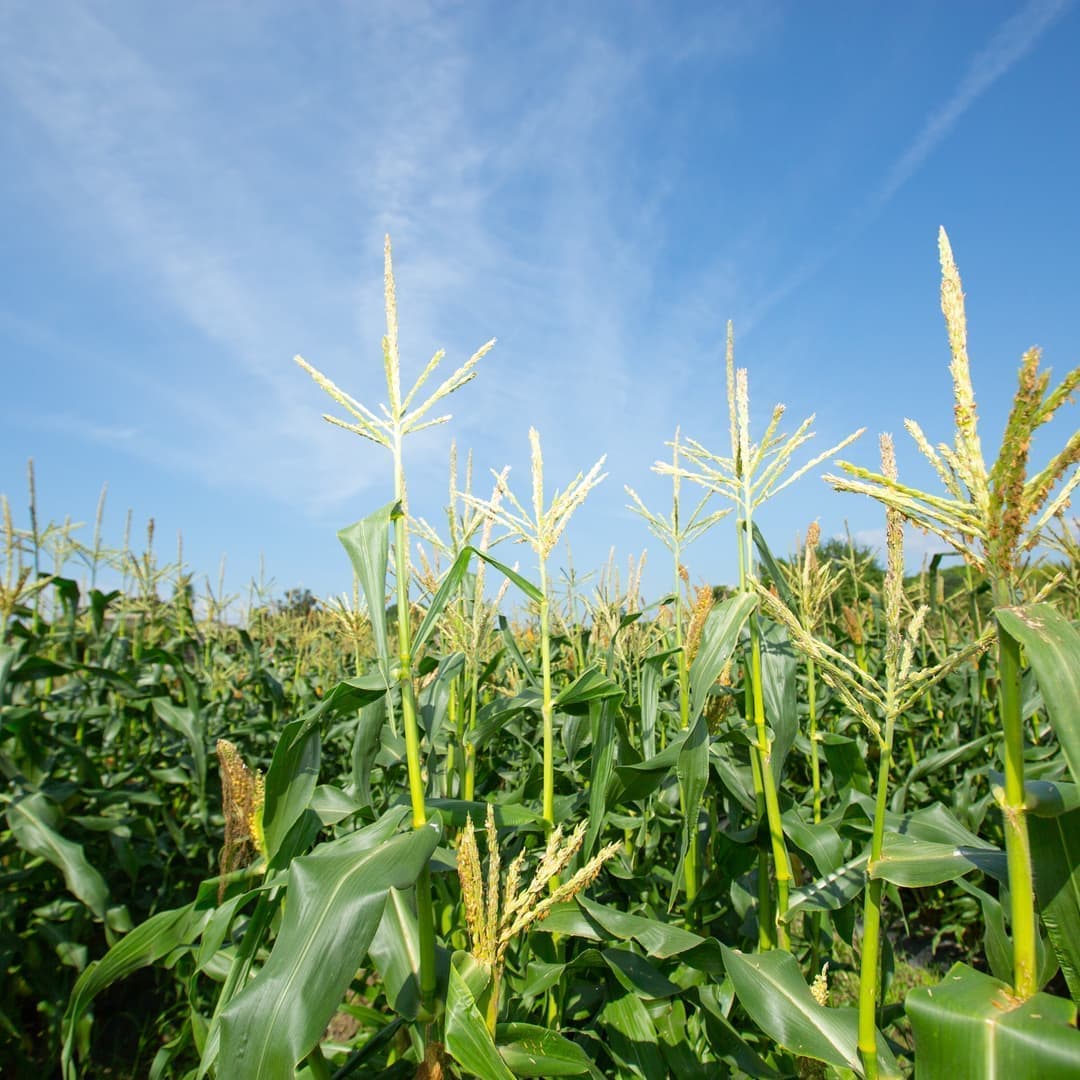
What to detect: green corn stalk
<box><xmin>826</xmin><ymin>227</ymin><xmax>1080</xmax><ymax>999</ymax></box>
<box><xmin>626</xmin><ymin>429</ymin><xmax>728</xmax><ymax>902</ymax></box>
<box><xmin>462</xmin><ymin>429</ymin><xmax>606</xmax><ymax>840</ymax></box>
<box><xmin>657</xmin><ymin>323</ymin><xmax>863</xmax><ymax>947</ymax></box>
<box><xmin>413</xmin><ymin>443</ymin><xmax>510</xmax><ymax>802</ymax></box>
<box><xmin>297</xmin><ymin>234</ymin><xmax>495</xmax><ymax>1023</ymax></box>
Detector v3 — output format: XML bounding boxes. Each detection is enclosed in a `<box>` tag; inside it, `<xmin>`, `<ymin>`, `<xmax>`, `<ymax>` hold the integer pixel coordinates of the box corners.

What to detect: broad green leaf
<box><xmin>601</xmin><ymin>947</ymin><xmax>682</xmax><ymax>999</ymax></box>
<box><xmin>309</xmin><ymin>784</ymin><xmax>364</xmax><ymax>826</ymax></box>
<box><xmin>640</xmin><ymin>647</ymin><xmax>679</xmax><ymax>759</ymax></box>
<box><xmin>672</xmin><ymin>713</ymin><xmax>709</xmax><ymax>907</ymax></box>
<box><xmin>752</xmin><ymin>523</ymin><xmax>798</xmax><ymax>613</ymax></box>
<box><xmin>781</xmin><ymin>811</ymin><xmax>845</xmax><ymax>876</ymax></box>
<box><xmin>759</xmin><ymin>619</ymin><xmax>797</xmax><ymax>782</ymax></box>
<box><xmin>445</xmin><ymin>951</ymin><xmax>514</xmax><ymax>1080</ymax></box>
<box><xmin>261</xmin><ymin>714</ymin><xmax>321</xmax><ymax>865</ymax></box>
<box><xmin>264</xmin><ymin>676</ymin><xmax>387</xmax><ymax>863</ymax></box>
<box><xmin>613</xmin><ymin>731</ymin><xmax>688</xmax><ymax>802</ymax></box>
<box><xmin>600</xmin><ymin>991</ymin><xmax>666</xmax><ymax>1078</ymax></box>
<box><xmin>785</xmin><ymin>852</ymin><xmax>868</xmax><ymax>920</ymax></box>
<box><xmin>368</xmin><ymin>887</ymin><xmax>423</xmax><ymax>1019</ymax></box>
<box><xmin>688</xmin><ymin>592</ymin><xmax>756</xmax><ymax>724</ymax></box>
<box><xmin>722</xmin><ymin>945</ymin><xmax>898</xmax><ymax>1076</ymax></box>
<box><xmin>338</xmin><ymin>501</ymin><xmax>395</xmax><ymax>682</ymax></box>
<box><xmin>1024</xmin><ymin>777</ymin><xmax>1080</xmax><ymax>817</ymax></box>
<box><xmin>426</xmin><ymin>799</ymin><xmax>546</xmax><ymax>829</ymax></box>
<box><xmin>7</xmin><ymin>792</ymin><xmax>108</xmax><ymax>918</ymax></box>
<box><xmin>996</xmin><ymin>604</ymin><xmax>1080</xmax><ymax>787</ymax></box>
<box><xmin>496</xmin><ymin>1023</ymin><xmax>591</xmax><ymax>1076</ymax></box>
<box><xmin>530</xmin><ymin>901</ymin><xmax>604</xmax><ymax>941</ymax></box>
<box><xmin>151</xmin><ymin>696</ymin><xmax>207</xmax><ymax>804</ymax></box>
<box><xmin>576</xmin><ymin>895</ymin><xmax>709</xmax><ymax>961</ymax></box>
<box><xmin>351</xmin><ymin>696</ymin><xmax>385</xmax><ymax>808</ymax></box>
<box><xmin>0</xmin><ymin>641</ymin><xmax>20</xmax><ymax>703</ymax></box>
<box><xmin>554</xmin><ymin>665</ymin><xmax>623</xmax><ymax>710</ymax></box>
<box><xmin>907</xmin><ymin>963</ymin><xmax>1080</xmax><ymax>1078</ymax></box>
<box><xmin>870</xmin><ymin>832</ymin><xmax>1006</xmax><ymax>888</ymax></box>
<box><xmin>585</xmin><ymin>697</ymin><xmax>620</xmax><ymax>859</ymax></box>
<box><xmin>696</xmin><ymin>983</ymin><xmax>782</xmax><ymax>1078</ymax></box>
<box><xmin>821</xmin><ymin>733</ymin><xmax>872</xmax><ymax>796</ymax></box>
<box><xmin>219</xmin><ymin>812</ymin><xmax>440</xmax><ymax>1080</ymax></box>
<box><xmin>62</xmin><ymin>901</ymin><xmax>212</xmax><ymax>1078</ymax></box>
<box><xmin>1030</xmin><ymin>807</ymin><xmax>1080</xmax><ymax>1001</ymax></box>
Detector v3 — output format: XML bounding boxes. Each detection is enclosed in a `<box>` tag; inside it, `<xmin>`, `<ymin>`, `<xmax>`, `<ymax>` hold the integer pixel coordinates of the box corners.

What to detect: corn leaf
<box><xmin>7</xmin><ymin>792</ymin><xmax>108</xmax><ymax>919</ymax></box>
<box><xmin>219</xmin><ymin>812</ymin><xmax>440</xmax><ymax>1080</ymax></box>
<box><xmin>722</xmin><ymin>945</ymin><xmax>899</xmax><ymax>1076</ymax></box>
<box><xmin>907</xmin><ymin>963</ymin><xmax>1080</xmax><ymax>1078</ymax></box>
<box><xmin>495</xmin><ymin>1023</ymin><xmax>592</xmax><ymax>1076</ymax></box>
<box><xmin>445</xmin><ymin>951</ymin><xmax>514</xmax><ymax>1080</ymax></box>
<box><xmin>688</xmin><ymin>591</ymin><xmax>756</xmax><ymax>723</ymax></box>
<box><xmin>1030</xmin><ymin>807</ymin><xmax>1080</xmax><ymax>1001</ymax></box>
<box><xmin>996</xmin><ymin>604</ymin><xmax>1080</xmax><ymax>787</ymax></box>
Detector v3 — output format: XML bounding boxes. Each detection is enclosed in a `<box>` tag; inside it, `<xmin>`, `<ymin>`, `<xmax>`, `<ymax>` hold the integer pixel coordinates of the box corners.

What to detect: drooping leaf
<box><xmin>263</xmin><ymin>675</ymin><xmax>387</xmax><ymax>863</ymax></box>
<box><xmin>368</xmin><ymin>887</ymin><xmax>423</xmax><ymax>1019</ymax></box>
<box><xmin>600</xmin><ymin>991</ymin><xmax>667</xmax><ymax>1078</ymax></box>
<box><xmin>219</xmin><ymin>811</ymin><xmax>440</xmax><ymax>1080</ymax></box>
<box><xmin>585</xmin><ymin>696</ymin><xmax>621</xmax><ymax>859</ymax></box>
<box><xmin>554</xmin><ymin>665</ymin><xmax>623</xmax><ymax>711</ymax></box>
<box><xmin>722</xmin><ymin>945</ymin><xmax>898</xmax><ymax>1076</ymax></box>
<box><xmin>62</xmin><ymin>901</ymin><xmax>213</xmax><ymax>1078</ymax></box>
<box><xmin>785</xmin><ymin>852</ymin><xmax>868</xmax><ymax>920</ymax></box>
<box><xmin>7</xmin><ymin>792</ymin><xmax>109</xmax><ymax>919</ymax></box>
<box><xmin>640</xmin><ymin>647</ymin><xmax>678</xmax><ymax>759</ymax></box>
<box><xmin>759</xmin><ymin>619</ymin><xmax>797</xmax><ymax>782</ymax></box>
<box><xmin>781</xmin><ymin>811</ymin><xmax>845</xmax><ymax>877</ymax></box>
<box><xmin>870</xmin><ymin>832</ymin><xmax>1006</xmax><ymax>888</ymax></box>
<box><xmin>672</xmin><ymin>712</ymin><xmax>709</xmax><ymax>907</ymax></box>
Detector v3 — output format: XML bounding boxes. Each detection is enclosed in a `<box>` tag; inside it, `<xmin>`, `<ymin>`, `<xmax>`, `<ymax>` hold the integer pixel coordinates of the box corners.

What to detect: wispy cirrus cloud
<box><xmin>0</xmin><ymin>0</ymin><xmax>775</xmax><ymax>531</ymax></box>
<box><xmin>744</xmin><ymin>0</ymin><xmax>1074</xmax><ymax>332</ymax></box>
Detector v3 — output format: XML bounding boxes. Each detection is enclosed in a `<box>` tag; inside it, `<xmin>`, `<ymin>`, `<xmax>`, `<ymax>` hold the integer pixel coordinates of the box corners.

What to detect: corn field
<box><xmin>2</xmin><ymin>232</ymin><xmax>1079</xmax><ymax>1079</ymax></box>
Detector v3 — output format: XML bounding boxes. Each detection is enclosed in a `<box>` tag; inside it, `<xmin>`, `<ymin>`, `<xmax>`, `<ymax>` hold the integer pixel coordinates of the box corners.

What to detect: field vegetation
<box><xmin>2</xmin><ymin>232</ymin><xmax>1079</xmax><ymax>1078</ymax></box>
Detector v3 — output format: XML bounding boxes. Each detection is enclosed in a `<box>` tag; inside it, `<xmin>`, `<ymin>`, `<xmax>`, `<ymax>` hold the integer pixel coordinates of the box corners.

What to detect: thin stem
<box><xmin>807</xmin><ymin>656</ymin><xmax>821</xmax><ymax>824</ymax></box>
<box><xmin>858</xmin><ymin>722</ymin><xmax>893</xmax><ymax>1080</ymax></box>
<box><xmin>539</xmin><ymin>557</ymin><xmax>555</xmax><ymax>832</ymax></box>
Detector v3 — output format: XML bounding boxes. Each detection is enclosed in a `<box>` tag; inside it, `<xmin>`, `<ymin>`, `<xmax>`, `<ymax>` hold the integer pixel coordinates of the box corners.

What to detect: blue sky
<box><xmin>2</xmin><ymin>0</ymin><xmax>1078</xmax><ymax>611</ymax></box>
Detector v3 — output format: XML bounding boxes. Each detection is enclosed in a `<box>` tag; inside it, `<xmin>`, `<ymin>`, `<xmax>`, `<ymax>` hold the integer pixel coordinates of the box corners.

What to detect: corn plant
<box><xmin>657</xmin><ymin>323</ymin><xmax>863</xmax><ymax>945</ymax></box>
<box><xmin>826</xmin><ymin>228</ymin><xmax>1080</xmax><ymax>1003</ymax></box>
<box><xmin>461</xmin><ymin>428</ymin><xmax>607</xmax><ymax>835</ymax></box>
